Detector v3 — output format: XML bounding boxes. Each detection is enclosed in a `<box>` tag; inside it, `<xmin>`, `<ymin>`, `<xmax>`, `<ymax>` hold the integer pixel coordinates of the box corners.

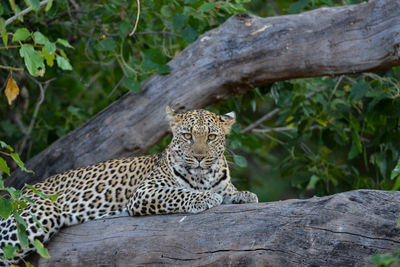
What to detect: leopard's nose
<box><xmin>194</xmin><ymin>155</ymin><xmax>205</xmax><ymax>162</ymax></box>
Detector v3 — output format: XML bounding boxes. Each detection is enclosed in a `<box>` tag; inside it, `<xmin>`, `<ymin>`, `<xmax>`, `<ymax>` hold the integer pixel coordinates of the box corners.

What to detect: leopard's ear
<box><xmin>220</xmin><ymin>111</ymin><xmax>236</xmax><ymax>134</ymax></box>
<box><xmin>166</xmin><ymin>106</ymin><xmax>180</xmax><ymax>130</ymax></box>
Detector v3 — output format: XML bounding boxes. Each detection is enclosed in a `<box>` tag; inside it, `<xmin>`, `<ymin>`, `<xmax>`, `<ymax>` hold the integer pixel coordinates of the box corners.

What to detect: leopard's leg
<box><xmin>126</xmin><ymin>180</ymin><xmax>223</xmax><ymax>216</ymax></box>
<box><xmin>217</xmin><ymin>180</ymin><xmax>258</xmax><ymax>204</ymax></box>
<box><xmin>0</xmin><ymin>198</ymin><xmax>62</xmax><ymax>265</ymax></box>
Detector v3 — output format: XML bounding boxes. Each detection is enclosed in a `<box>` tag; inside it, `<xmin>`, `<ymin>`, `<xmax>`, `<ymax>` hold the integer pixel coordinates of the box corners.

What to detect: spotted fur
<box><xmin>0</xmin><ymin>107</ymin><xmax>258</xmax><ymax>265</ymax></box>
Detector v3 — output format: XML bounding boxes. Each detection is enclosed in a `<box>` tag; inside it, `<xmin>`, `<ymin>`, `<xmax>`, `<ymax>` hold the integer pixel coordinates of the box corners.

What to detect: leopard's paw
<box><xmin>232</xmin><ymin>191</ymin><xmax>258</xmax><ymax>204</ymax></box>
<box><xmin>188</xmin><ymin>192</ymin><xmax>223</xmax><ymax>213</ymax></box>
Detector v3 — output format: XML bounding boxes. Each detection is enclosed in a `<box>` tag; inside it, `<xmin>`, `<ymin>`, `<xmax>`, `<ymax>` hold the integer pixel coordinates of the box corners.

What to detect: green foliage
<box><xmin>369</xmin><ymin>251</ymin><xmax>400</xmax><ymax>267</ymax></box>
<box><xmin>0</xmin><ymin>140</ymin><xmax>57</xmax><ymax>262</ymax></box>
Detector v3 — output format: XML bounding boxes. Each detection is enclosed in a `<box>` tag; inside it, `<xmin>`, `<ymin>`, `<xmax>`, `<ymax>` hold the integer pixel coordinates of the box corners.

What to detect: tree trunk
<box><xmin>26</xmin><ymin>189</ymin><xmax>400</xmax><ymax>266</ymax></box>
<box><xmin>6</xmin><ymin>0</ymin><xmax>400</xmax><ymax>188</ymax></box>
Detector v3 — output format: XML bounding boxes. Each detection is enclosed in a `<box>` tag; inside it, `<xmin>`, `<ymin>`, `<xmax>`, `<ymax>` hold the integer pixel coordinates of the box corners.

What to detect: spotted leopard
<box><xmin>0</xmin><ymin>107</ymin><xmax>258</xmax><ymax>265</ymax></box>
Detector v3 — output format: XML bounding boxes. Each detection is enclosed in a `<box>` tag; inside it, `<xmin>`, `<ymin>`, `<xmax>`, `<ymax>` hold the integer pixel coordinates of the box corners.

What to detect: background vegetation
<box><xmin>1</xmin><ymin>0</ymin><xmax>399</xmax><ymax>202</ymax></box>
<box><xmin>1</xmin><ymin>0</ymin><xmax>399</xmax><ymax>263</ymax></box>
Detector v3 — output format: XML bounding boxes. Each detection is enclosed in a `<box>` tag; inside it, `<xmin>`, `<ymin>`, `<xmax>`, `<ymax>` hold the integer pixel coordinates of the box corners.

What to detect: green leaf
<box><xmin>123</xmin><ymin>78</ymin><xmax>141</xmax><ymax>92</ymax></box>
<box><xmin>392</xmin><ymin>176</ymin><xmax>400</xmax><ymax>191</ymax></box>
<box><xmin>30</xmin><ymin>212</ymin><xmax>48</xmax><ymax>233</ymax></box>
<box><xmin>0</xmin><ymin>141</ymin><xmax>14</xmax><ymax>151</ymax></box>
<box><xmin>27</xmin><ymin>0</ymin><xmax>40</xmax><ymax>11</ymax></box>
<box><xmin>10</xmin><ymin>153</ymin><xmax>33</xmax><ymax>173</ymax></box>
<box><xmin>156</xmin><ymin>64</ymin><xmax>171</xmax><ymax>75</ymax></box>
<box><xmin>161</xmin><ymin>5</ymin><xmax>172</xmax><ymax>17</ymax></box>
<box><xmin>96</xmin><ymin>38</ymin><xmax>116</xmax><ymax>51</ymax></box>
<box><xmin>391</xmin><ymin>158</ymin><xmax>400</xmax><ymax>180</ymax></box>
<box><xmin>348</xmin><ymin>144</ymin><xmax>359</xmax><ymax>159</ymax></box>
<box><xmin>12</xmin><ymin>28</ymin><xmax>30</xmax><ymax>42</ymax></box>
<box><xmin>17</xmin><ymin>222</ymin><xmax>29</xmax><ymax>248</ymax></box>
<box><xmin>33</xmin><ymin>239</ymin><xmax>49</xmax><ymax>258</ymax></box>
<box><xmin>287</xmin><ymin>0</ymin><xmax>310</xmax><ymax>14</ymax></box>
<box><xmin>370</xmin><ymin>152</ymin><xmax>387</xmax><ymax>179</ymax></box>
<box><xmin>234</xmin><ymin>155</ymin><xmax>248</xmax><ymax>168</ymax></box>
<box><xmin>33</xmin><ymin>31</ymin><xmax>56</xmax><ymax>54</ymax></box>
<box><xmin>350</xmin><ymin>80</ymin><xmax>369</xmax><ymax>103</ymax></box>
<box><xmin>2</xmin><ymin>245</ymin><xmax>18</xmax><ymax>259</ymax></box>
<box><xmin>0</xmin><ymin>157</ymin><xmax>10</xmax><ymax>175</ymax></box>
<box><xmin>118</xmin><ymin>21</ymin><xmax>131</xmax><ymax>35</ymax></box>
<box><xmin>19</xmin><ymin>45</ymin><xmax>45</xmax><ymax>76</ymax></box>
<box><xmin>56</xmin><ymin>38</ymin><xmax>73</xmax><ymax>48</ymax></box>
<box><xmin>172</xmin><ymin>13</ymin><xmax>187</xmax><ymax>31</ymax></box>
<box><xmin>181</xmin><ymin>26</ymin><xmax>198</xmax><ymax>44</ymax></box>
<box><xmin>13</xmin><ymin>210</ymin><xmax>27</xmax><ymax>228</ymax></box>
<box><xmin>200</xmin><ymin>2</ymin><xmax>216</xmax><ymax>12</ymax></box>
<box><xmin>56</xmin><ymin>56</ymin><xmax>73</xmax><ymax>70</ymax></box>
<box><xmin>43</xmin><ymin>47</ymin><xmax>55</xmax><ymax>67</ymax></box>
<box><xmin>45</xmin><ymin>0</ymin><xmax>53</xmax><ymax>11</ymax></box>
<box><xmin>306</xmin><ymin>175</ymin><xmax>319</xmax><ymax>190</ymax></box>
<box><xmin>0</xmin><ymin>198</ymin><xmax>12</xmax><ymax>219</ymax></box>
<box><xmin>0</xmin><ymin>18</ymin><xmax>8</xmax><ymax>48</ymax></box>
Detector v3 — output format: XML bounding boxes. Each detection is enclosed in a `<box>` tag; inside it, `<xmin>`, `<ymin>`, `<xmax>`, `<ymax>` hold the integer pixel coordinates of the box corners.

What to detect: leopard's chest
<box><xmin>172</xmin><ymin>163</ymin><xmax>222</xmax><ymax>191</ymax></box>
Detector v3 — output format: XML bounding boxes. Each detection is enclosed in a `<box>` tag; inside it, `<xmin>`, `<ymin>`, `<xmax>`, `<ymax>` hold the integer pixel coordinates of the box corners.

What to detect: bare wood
<box><xmin>27</xmin><ymin>190</ymin><xmax>400</xmax><ymax>266</ymax></box>
<box><xmin>7</xmin><ymin>0</ymin><xmax>400</xmax><ymax>188</ymax></box>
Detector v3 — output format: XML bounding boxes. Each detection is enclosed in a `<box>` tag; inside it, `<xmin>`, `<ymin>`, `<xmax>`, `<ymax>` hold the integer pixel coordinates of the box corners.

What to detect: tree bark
<box><xmin>26</xmin><ymin>190</ymin><xmax>400</xmax><ymax>266</ymax></box>
<box><xmin>7</xmin><ymin>0</ymin><xmax>400</xmax><ymax>188</ymax></box>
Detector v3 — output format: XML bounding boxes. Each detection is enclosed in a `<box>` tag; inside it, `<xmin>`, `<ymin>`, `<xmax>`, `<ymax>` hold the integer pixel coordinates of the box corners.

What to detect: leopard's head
<box><xmin>166</xmin><ymin>106</ymin><xmax>235</xmax><ymax>169</ymax></box>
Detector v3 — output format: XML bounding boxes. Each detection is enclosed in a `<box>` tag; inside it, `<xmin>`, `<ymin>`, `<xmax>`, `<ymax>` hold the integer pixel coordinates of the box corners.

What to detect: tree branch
<box><xmin>5</xmin><ymin>0</ymin><xmax>49</xmax><ymax>26</ymax></box>
<box><xmin>27</xmin><ymin>190</ymin><xmax>400</xmax><ymax>266</ymax></box>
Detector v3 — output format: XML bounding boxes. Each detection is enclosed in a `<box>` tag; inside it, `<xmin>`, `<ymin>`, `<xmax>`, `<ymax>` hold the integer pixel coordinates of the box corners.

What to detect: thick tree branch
<box><xmin>6</xmin><ymin>0</ymin><xmax>400</xmax><ymax>188</ymax></box>
<box><xmin>27</xmin><ymin>190</ymin><xmax>400</xmax><ymax>266</ymax></box>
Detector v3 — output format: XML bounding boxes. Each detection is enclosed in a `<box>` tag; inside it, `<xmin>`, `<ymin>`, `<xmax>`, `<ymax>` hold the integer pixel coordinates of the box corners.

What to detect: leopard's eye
<box><xmin>183</xmin><ymin>133</ymin><xmax>192</xmax><ymax>140</ymax></box>
<box><xmin>208</xmin><ymin>134</ymin><xmax>217</xmax><ymax>141</ymax></box>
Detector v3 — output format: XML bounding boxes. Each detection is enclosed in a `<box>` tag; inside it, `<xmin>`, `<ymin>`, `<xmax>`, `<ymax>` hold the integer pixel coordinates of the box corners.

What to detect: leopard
<box><xmin>0</xmin><ymin>106</ymin><xmax>258</xmax><ymax>265</ymax></box>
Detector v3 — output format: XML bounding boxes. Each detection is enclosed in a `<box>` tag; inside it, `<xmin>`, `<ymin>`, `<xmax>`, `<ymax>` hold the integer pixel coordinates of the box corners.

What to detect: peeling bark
<box><xmin>6</xmin><ymin>0</ymin><xmax>400</xmax><ymax>188</ymax></box>
<box><xmin>27</xmin><ymin>190</ymin><xmax>400</xmax><ymax>266</ymax></box>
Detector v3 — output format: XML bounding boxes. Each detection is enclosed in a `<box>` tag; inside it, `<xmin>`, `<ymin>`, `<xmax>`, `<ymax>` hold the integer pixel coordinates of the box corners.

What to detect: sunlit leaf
<box><xmin>390</xmin><ymin>158</ymin><xmax>400</xmax><ymax>180</ymax></box>
<box><xmin>19</xmin><ymin>45</ymin><xmax>45</xmax><ymax>76</ymax></box>
<box><xmin>5</xmin><ymin>77</ymin><xmax>20</xmax><ymax>105</ymax></box>
<box><xmin>56</xmin><ymin>38</ymin><xmax>73</xmax><ymax>48</ymax></box>
<box><xmin>45</xmin><ymin>0</ymin><xmax>53</xmax><ymax>11</ymax></box>
<box><xmin>33</xmin><ymin>239</ymin><xmax>49</xmax><ymax>258</ymax></box>
<box><xmin>10</xmin><ymin>153</ymin><xmax>33</xmax><ymax>173</ymax></box>
<box><xmin>0</xmin><ymin>197</ymin><xmax>12</xmax><ymax>219</ymax></box>
<box><xmin>12</xmin><ymin>28</ymin><xmax>30</xmax><ymax>42</ymax></box>
<box><xmin>43</xmin><ymin>47</ymin><xmax>55</xmax><ymax>67</ymax></box>
<box><xmin>56</xmin><ymin>56</ymin><xmax>72</xmax><ymax>70</ymax></box>
<box><xmin>0</xmin><ymin>157</ymin><xmax>10</xmax><ymax>175</ymax></box>
<box><xmin>16</xmin><ymin>222</ymin><xmax>29</xmax><ymax>248</ymax></box>
<box><xmin>2</xmin><ymin>245</ymin><xmax>18</xmax><ymax>259</ymax></box>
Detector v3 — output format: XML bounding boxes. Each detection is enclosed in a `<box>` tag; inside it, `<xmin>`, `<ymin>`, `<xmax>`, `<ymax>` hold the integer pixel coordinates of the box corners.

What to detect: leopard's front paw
<box><xmin>188</xmin><ymin>192</ymin><xmax>223</xmax><ymax>213</ymax></box>
<box><xmin>232</xmin><ymin>191</ymin><xmax>258</xmax><ymax>204</ymax></box>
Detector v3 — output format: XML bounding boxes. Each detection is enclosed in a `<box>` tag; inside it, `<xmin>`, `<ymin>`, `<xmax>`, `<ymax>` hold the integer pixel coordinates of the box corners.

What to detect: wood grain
<box><xmin>27</xmin><ymin>190</ymin><xmax>400</xmax><ymax>266</ymax></box>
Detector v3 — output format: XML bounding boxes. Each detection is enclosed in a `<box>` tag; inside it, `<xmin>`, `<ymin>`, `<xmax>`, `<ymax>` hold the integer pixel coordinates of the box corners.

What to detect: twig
<box><xmin>252</xmin><ymin>126</ymin><xmax>295</xmax><ymax>133</ymax></box>
<box><xmin>241</xmin><ymin>108</ymin><xmax>280</xmax><ymax>134</ymax></box>
<box><xmin>328</xmin><ymin>75</ymin><xmax>344</xmax><ymax>102</ymax></box>
<box><xmin>107</xmin><ymin>75</ymin><xmax>126</xmax><ymax>98</ymax></box>
<box><xmin>19</xmin><ymin>77</ymin><xmax>54</xmax><ymax>154</ymax></box>
<box><xmin>129</xmin><ymin>0</ymin><xmax>141</xmax><ymax>36</ymax></box>
<box><xmin>0</xmin><ymin>65</ymin><xmax>24</xmax><ymax>71</ymax></box>
<box><xmin>241</xmin><ymin>87</ymin><xmax>330</xmax><ymax>134</ymax></box>
<box><xmin>5</xmin><ymin>0</ymin><xmax>49</xmax><ymax>26</ymax></box>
